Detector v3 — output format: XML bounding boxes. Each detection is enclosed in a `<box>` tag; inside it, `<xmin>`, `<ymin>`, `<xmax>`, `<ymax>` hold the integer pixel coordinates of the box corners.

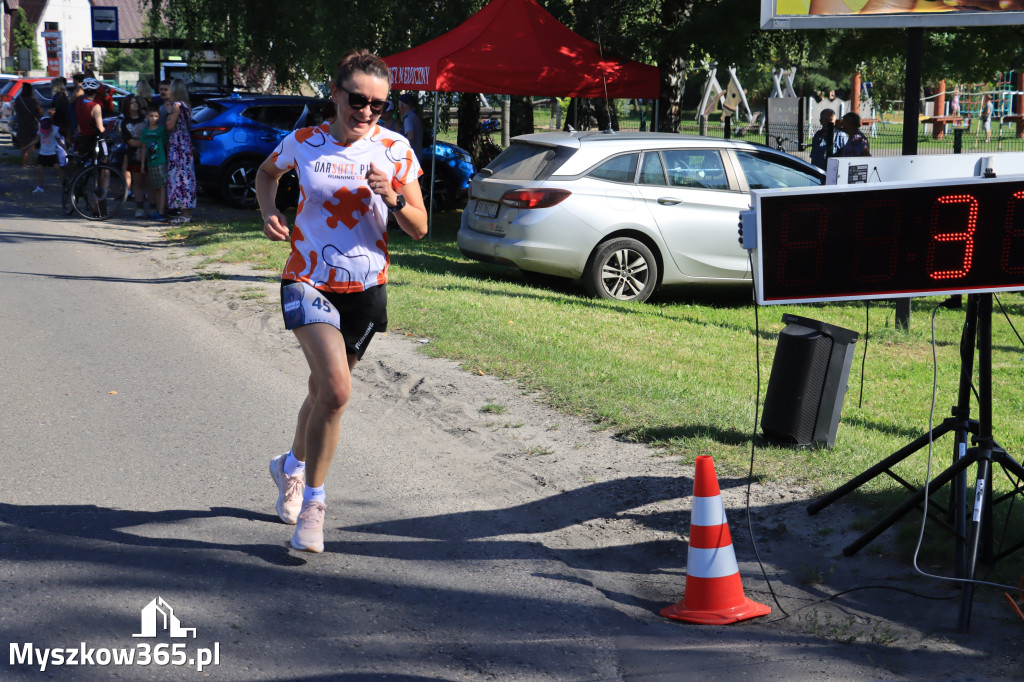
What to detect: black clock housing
<box><xmin>749</xmin><ymin>176</ymin><xmax>1024</xmax><ymax>304</ymax></box>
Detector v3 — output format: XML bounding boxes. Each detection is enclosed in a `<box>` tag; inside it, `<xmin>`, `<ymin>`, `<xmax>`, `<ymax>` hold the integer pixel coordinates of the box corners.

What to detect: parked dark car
<box><xmin>293</xmin><ymin>98</ymin><xmax>476</xmax><ymax>210</ymax></box>
<box><xmin>2</xmin><ymin>77</ymin><xmax>128</xmax><ymax>139</ymax></box>
<box><xmin>191</xmin><ymin>94</ymin><xmax>317</xmax><ymax>208</ymax></box>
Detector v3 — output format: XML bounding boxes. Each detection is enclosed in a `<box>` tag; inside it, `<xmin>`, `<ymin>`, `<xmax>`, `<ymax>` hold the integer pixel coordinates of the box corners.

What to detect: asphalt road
<box><xmin>2</xmin><ymin>145</ymin><xmax>1012</xmax><ymax>680</ymax></box>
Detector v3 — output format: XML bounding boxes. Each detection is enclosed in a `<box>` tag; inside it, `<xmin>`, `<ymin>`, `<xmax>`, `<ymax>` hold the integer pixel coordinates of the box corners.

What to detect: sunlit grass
<box><xmin>168</xmin><ymin>212</ymin><xmax>1024</xmax><ymax>577</ymax></box>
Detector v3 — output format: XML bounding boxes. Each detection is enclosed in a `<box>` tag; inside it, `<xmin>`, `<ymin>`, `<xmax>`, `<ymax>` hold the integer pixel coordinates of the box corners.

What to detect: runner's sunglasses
<box><xmin>338</xmin><ymin>86</ymin><xmax>389</xmax><ymax>115</ymax></box>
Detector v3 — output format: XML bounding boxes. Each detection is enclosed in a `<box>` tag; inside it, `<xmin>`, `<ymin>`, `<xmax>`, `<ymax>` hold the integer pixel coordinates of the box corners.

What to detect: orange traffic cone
<box><xmin>660</xmin><ymin>454</ymin><xmax>771</xmax><ymax>625</ymax></box>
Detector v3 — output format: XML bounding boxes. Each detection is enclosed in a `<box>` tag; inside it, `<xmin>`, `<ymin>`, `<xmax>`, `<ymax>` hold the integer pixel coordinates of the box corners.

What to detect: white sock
<box><xmin>283</xmin><ymin>451</ymin><xmax>305</xmax><ymax>477</ymax></box>
<box><xmin>303</xmin><ymin>485</ymin><xmax>325</xmax><ymax>504</ymax></box>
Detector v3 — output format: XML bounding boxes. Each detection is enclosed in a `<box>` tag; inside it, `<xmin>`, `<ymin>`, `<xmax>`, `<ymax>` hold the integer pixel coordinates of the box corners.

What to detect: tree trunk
<box><xmin>656</xmin><ymin>0</ymin><xmax>690</xmax><ymax>133</ymax></box>
<box><xmin>564</xmin><ymin>98</ymin><xmax>598</xmax><ymax>131</ymax></box>
<box><xmin>457</xmin><ymin>92</ymin><xmax>482</xmax><ymax>164</ymax></box>
<box><xmin>657</xmin><ymin>56</ymin><xmax>687</xmax><ymax>133</ymax></box>
<box><xmin>510</xmin><ymin>95</ymin><xmax>533</xmax><ymax>137</ymax></box>
<box><xmin>593</xmin><ymin>99</ymin><xmax>619</xmax><ymax>131</ymax></box>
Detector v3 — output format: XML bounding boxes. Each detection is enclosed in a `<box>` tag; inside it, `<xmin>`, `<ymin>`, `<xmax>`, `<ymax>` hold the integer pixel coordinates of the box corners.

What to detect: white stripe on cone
<box><xmin>690</xmin><ymin>494</ymin><xmax>726</xmax><ymax>527</ymax></box>
<box><xmin>686</xmin><ymin>545</ymin><xmax>740</xmax><ymax>579</ymax></box>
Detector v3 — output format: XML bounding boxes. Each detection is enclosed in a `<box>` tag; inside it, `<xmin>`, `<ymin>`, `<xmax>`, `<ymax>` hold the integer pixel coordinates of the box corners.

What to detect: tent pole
<box><xmin>654</xmin><ymin>100</ymin><xmax>659</xmax><ymax>132</ymax></box>
<box><xmin>429</xmin><ymin>92</ymin><xmax>439</xmax><ymax>240</ymax></box>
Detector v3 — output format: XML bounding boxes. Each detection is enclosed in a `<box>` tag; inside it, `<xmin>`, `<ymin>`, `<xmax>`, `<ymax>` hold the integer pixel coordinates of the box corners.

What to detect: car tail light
<box><xmin>191</xmin><ymin>126</ymin><xmax>230</xmax><ymax>141</ymax></box>
<box><xmin>499</xmin><ymin>188</ymin><xmax>571</xmax><ymax>209</ymax></box>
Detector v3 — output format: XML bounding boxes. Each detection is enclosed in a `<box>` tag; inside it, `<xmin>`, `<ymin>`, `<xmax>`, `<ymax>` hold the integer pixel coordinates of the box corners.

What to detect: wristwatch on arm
<box><xmin>387</xmin><ymin>194</ymin><xmax>406</xmax><ymax>212</ymax></box>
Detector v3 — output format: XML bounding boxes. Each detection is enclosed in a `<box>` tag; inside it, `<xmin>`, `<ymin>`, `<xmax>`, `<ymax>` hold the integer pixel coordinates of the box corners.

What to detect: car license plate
<box><xmin>475</xmin><ymin>201</ymin><xmax>499</xmax><ymax>218</ymax></box>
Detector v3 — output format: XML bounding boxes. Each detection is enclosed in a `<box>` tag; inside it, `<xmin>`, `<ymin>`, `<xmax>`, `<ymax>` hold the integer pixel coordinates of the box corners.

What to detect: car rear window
<box><xmin>193</xmin><ymin>102</ymin><xmax>228</xmax><ymax>124</ymax></box>
<box><xmin>587</xmin><ymin>153</ymin><xmax>638</xmax><ymax>183</ymax></box>
<box><xmin>734</xmin><ymin>151</ymin><xmax>822</xmax><ymax>190</ymax></box>
<box><xmin>243</xmin><ymin>104</ymin><xmax>306</xmax><ymax>131</ymax></box>
<box><xmin>487</xmin><ymin>142</ymin><xmax>574</xmax><ymax>180</ymax></box>
<box><xmin>1</xmin><ymin>82</ymin><xmax>15</xmax><ymax>97</ymax></box>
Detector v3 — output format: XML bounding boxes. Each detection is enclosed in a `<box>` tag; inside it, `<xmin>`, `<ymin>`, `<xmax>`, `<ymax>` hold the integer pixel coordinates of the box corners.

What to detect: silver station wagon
<box><xmin>458</xmin><ymin>131</ymin><xmax>825</xmax><ymax>302</ymax></box>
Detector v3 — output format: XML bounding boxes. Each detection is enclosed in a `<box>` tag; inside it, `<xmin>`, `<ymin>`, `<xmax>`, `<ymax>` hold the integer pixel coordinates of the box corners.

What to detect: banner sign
<box><xmin>91</xmin><ymin>6</ymin><xmax>119</xmax><ymax>43</ymax></box>
<box><xmin>41</xmin><ymin>30</ymin><xmax>63</xmax><ymax>78</ymax></box>
<box><xmin>762</xmin><ymin>0</ymin><xmax>1024</xmax><ymax>29</ymax></box>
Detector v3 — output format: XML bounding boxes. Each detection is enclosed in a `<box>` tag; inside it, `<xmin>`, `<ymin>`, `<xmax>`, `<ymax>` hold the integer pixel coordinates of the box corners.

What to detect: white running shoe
<box><xmin>291</xmin><ymin>501</ymin><xmax>326</xmax><ymax>553</ymax></box>
<box><xmin>269</xmin><ymin>454</ymin><xmax>305</xmax><ymax>524</ymax></box>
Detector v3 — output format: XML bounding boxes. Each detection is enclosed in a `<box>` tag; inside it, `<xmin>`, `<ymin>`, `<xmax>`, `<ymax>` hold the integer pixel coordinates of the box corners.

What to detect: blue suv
<box><xmin>191</xmin><ymin>94</ymin><xmax>316</xmax><ymax>208</ymax></box>
<box><xmin>293</xmin><ymin>98</ymin><xmax>476</xmax><ymax>211</ymax></box>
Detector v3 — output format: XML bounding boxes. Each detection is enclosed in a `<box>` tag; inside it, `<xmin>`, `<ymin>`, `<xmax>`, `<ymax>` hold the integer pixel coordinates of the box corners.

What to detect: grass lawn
<box><xmin>167</xmin><ymin>210</ymin><xmax>1024</xmax><ymax>579</ymax></box>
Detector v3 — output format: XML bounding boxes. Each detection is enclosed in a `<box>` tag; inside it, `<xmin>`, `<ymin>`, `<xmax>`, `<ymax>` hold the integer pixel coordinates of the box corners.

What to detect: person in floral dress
<box><xmin>165</xmin><ymin>79</ymin><xmax>197</xmax><ymax>223</ymax></box>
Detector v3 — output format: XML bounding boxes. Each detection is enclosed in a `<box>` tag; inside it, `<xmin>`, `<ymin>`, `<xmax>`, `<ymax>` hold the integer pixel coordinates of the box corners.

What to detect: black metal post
<box><xmin>896</xmin><ymin>27</ymin><xmax>924</xmax><ymax>331</ymax></box>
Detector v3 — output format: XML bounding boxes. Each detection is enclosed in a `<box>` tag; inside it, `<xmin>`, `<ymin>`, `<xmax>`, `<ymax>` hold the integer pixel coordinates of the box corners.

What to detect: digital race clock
<box><xmin>743</xmin><ymin>175</ymin><xmax>1024</xmax><ymax>305</ymax></box>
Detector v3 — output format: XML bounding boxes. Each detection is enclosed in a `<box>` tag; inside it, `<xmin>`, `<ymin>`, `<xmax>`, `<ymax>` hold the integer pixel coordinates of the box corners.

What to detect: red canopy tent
<box><xmin>382</xmin><ymin>0</ymin><xmax>659</xmax><ymax>99</ymax></box>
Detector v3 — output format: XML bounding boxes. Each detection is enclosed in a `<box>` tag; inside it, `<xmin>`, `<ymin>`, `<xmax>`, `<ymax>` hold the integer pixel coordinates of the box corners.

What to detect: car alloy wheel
<box><xmin>585</xmin><ymin>237</ymin><xmax>659</xmax><ymax>303</ymax></box>
<box><xmin>222</xmin><ymin>159</ymin><xmax>259</xmax><ymax>209</ymax></box>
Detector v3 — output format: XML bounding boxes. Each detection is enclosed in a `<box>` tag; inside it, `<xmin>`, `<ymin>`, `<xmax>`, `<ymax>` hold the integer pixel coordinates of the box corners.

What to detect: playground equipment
<box><xmin>770</xmin><ymin>68</ymin><xmax>798</xmax><ymax>99</ymax></box>
<box><xmin>697</xmin><ymin>61</ymin><xmax>754</xmax><ymax>124</ymax></box>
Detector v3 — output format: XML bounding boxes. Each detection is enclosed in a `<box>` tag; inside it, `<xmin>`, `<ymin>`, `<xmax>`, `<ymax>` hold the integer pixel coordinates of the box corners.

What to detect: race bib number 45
<box><xmin>282</xmin><ymin>282</ymin><xmax>341</xmax><ymax>330</ymax></box>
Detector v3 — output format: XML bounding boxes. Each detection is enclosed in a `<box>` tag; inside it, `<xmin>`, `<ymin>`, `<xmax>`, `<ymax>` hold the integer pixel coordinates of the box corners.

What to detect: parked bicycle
<box><xmin>61</xmin><ymin>128</ymin><xmax>129</xmax><ymax>221</ymax></box>
<box><xmin>477</xmin><ymin>118</ymin><xmax>503</xmax><ymax>167</ymax></box>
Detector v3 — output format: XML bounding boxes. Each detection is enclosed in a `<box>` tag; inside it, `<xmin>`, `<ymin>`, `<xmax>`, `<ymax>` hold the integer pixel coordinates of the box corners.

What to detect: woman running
<box><xmin>255</xmin><ymin>49</ymin><xmax>427</xmax><ymax>553</ymax></box>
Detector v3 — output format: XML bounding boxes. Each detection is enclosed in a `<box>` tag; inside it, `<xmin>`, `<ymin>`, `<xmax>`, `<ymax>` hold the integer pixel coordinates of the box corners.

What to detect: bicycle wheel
<box><xmin>61</xmin><ymin>159</ymin><xmax>81</xmax><ymax>216</ymax></box>
<box><xmin>69</xmin><ymin>164</ymin><xmax>128</xmax><ymax>221</ymax></box>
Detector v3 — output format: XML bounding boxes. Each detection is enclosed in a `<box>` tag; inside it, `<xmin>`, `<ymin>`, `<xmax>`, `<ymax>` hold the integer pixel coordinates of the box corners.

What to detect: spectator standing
<box><xmin>140</xmin><ymin>107</ymin><xmax>169</xmax><ymax>221</ymax></box>
<box><xmin>836</xmin><ymin>112</ymin><xmax>870</xmax><ymax>157</ymax></box>
<box><xmin>135</xmin><ymin>79</ymin><xmax>155</xmax><ymax>109</ymax></box>
<box><xmin>809</xmin><ymin>108</ymin><xmax>848</xmax><ymax>170</ymax></box>
<box><xmin>68</xmin><ymin>73</ymin><xmax>84</xmax><ymax>105</ymax></box>
<box><xmin>155</xmin><ymin>79</ymin><xmax>171</xmax><ymax>129</ymax></box>
<box><xmin>981</xmin><ymin>94</ymin><xmax>994</xmax><ymax>143</ymax></box>
<box><xmin>49</xmin><ymin>78</ymin><xmax>71</xmax><ymax>146</ymax></box>
<box><xmin>378</xmin><ymin>101</ymin><xmax>400</xmax><ymax>133</ymax></box>
<box><xmin>120</xmin><ymin>94</ymin><xmax>149</xmax><ymax>217</ymax></box>
<box><xmin>15</xmin><ymin>82</ymin><xmax>43</xmax><ymax>168</ymax></box>
<box><xmin>398</xmin><ymin>93</ymin><xmax>423</xmax><ymax>154</ymax></box>
<box><xmin>165</xmin><ymin>79</ymin><xmax>197</xmax><ymax>224</ymax></box>
<box><xmin>32</xmin><ymin>117</ymin><xmax>64</xmax><ymax>192</ymax></box>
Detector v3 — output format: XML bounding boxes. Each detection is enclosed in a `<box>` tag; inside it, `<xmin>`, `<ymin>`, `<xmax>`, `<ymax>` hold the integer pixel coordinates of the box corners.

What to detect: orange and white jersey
<box><xmin>270</xmin><ymin>123</ymin><xmax>421</xmax><ymax>294</ymax></box>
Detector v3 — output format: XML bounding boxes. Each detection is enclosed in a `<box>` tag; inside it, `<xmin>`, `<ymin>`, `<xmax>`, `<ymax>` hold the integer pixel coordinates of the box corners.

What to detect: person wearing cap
<box><xmin>32</xmin><ymin>117</ymin><xmax>64</xmax><ymax>193</ymax></box>
<box><xmin>378</xmin><ymin>100</ymin><xmax>400</xmax><ymax>133</ymax></box>
<box><xmin>397</xmin><ymin>93</ymin><xmax>423</xmax><ymax>155</ymax></box>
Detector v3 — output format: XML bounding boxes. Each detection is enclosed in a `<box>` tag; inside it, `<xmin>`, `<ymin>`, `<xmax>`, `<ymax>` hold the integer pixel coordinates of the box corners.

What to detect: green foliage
<box><xmin>12</xmin><ymin>8</ymin><xmax>43</xmax><ymax>70</ymax></box>
<box><xmin>140</xmin><ymin>0</ymin><xmax>1024</xmax><ymax>119</ymax></box>
<box><xmin>101</xmin><ymin>48</ymin><xmax>152</xmax><ymax>75</ymax></box>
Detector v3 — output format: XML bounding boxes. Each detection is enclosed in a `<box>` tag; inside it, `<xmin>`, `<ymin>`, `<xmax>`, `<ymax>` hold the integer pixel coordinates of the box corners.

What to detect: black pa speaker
<box><xmin>761</xmin><ymin>314</ymin><xmax>859</xmax><ymax>448</ymax></box>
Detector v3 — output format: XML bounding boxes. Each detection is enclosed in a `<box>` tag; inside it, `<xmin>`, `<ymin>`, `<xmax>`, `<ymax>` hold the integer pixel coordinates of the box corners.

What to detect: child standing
<box><xmin>140</xmin><ymin>107</ymin><xmax>169</xmax><ymax>221</ymax></box>
<box><xmin>33</xmin><ymin>117</ymin><xmax>64</xmax><ymax>193</ymax></box>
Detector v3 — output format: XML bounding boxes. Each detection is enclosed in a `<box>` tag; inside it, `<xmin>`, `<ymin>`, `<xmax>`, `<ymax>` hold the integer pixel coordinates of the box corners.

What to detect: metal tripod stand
<box><xmin>807</xmin><ymin>293</ymin><xmax>1024</xmax><ymax>632</ymax></box>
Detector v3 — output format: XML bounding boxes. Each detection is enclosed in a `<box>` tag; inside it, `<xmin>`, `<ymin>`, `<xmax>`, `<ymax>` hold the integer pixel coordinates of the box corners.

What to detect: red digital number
<box><xmin>1002</xmin><ymin>190</ymin><xmax>1024</xmax><ymax>275</ymax></box>
<box><xmin>852</xmin><ymin>199</ymin><xmax>901</xmax><ymax>283</ymax></box>
<box><xmin>926</xmin><ymin>194</ymin><xmax>978</xmax><ymax>280</ymax></box>
<box><xmin>776</xmin><ymin>204</ymin><xmax>828</xmax><ymax>286</ymax></box>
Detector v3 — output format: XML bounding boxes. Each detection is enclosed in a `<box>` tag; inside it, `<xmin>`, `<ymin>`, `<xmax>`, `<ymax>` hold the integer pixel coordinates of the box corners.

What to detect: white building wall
<box><xmin>35</xmin><ymin>0</ymin><xmax>104</xmax><ymax>78</ymax></box>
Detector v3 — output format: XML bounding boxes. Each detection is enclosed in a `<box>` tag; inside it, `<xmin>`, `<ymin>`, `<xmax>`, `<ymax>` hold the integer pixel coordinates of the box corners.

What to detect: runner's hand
<box><xmin>366</xmin><ymin>163</ymin><xmax>396</xmax><ymax>204</ymax></box>
<box><xmin>263</xmin><ymin>211</ymin><xmax>290</xmax><ymax>241</ymax></box>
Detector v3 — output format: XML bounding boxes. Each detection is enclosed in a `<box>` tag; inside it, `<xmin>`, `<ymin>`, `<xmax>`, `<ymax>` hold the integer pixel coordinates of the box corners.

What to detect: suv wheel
<box><xmin>584</xmin><ymin>237</ymin><xmax>659</xmax><ymax>303</ymax></box>
<box><xmin>221</xmin><ymin>159</ymin><xmax>259</xmax><ymax>209</ymax></box>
